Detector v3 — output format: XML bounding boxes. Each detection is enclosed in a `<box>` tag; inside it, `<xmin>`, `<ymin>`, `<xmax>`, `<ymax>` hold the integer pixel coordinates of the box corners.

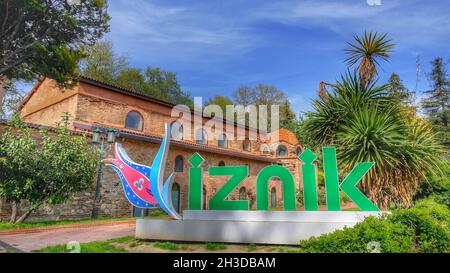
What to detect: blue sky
<box><xmin>105</xmin><ymin>0</ymin><xmax>450</xmax><ymax>114</ymax></box>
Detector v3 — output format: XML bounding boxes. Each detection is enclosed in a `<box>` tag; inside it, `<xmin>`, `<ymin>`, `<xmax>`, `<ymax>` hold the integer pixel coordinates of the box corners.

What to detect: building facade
<box><xmin>0</xmin><ymin>77</ymin><xmax>304</xmax><ymax>222</ymax></box>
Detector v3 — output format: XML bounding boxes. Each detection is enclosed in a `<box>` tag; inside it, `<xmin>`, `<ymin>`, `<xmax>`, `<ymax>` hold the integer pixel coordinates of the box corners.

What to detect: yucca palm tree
<box><xmin>345</xmin><ymin>31</ymin><xmax>395</xmax><ymax>86</ymax></box>
<box><xmin>305</xmin><ymin>72</ymin><xmax>390</xmax><ymax>147</ymax></box>
<box><xmin>303</xmin><ymin>73</ymin><xmax>445</xmax><ymax>208</ymax></box>
<box><xmin>337</xmin><ymin>106</ymin><xmax>444</xmax><ymax>208</ymax></box>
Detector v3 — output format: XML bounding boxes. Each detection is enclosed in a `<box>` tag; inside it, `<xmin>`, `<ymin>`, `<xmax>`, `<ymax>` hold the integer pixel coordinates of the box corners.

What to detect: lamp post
<box><xmin>91</xmin><ymin>127</ymin><xmax>116</xmax><ymax>218</ymax></box>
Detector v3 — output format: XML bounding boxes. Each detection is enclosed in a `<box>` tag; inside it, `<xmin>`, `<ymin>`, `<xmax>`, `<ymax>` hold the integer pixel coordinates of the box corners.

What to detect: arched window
<box><xmin>125</xmin><ymin>111</ymin><xmax>143</xmax><ymax>131</ymax></box>
<box><xmin>171</xmin><ymin>121</ymin><xmax>183</xmax><ymax>139</ymax></box>
<box><xmin>271</xmin><ymin>188</ymin><xmax>277</xmax><ymax>208</ymax></box>
<box><xmin>174</xmin><ymin>155</ymin><xmax>184</xmax><ymax>172</ymax></box>
<box><xmin>218</xmin><ymin>134</ymin><xmax>227</xmax><ymax>148</ymax></box>
<box><xmin>171</xmin><ymin>183</ymin><xmax>180</xmax><ymax>213</ymax></box>
<box><xmin>218</xmin><ymin>161</ymin><xmax>225</xmax><ymax>167</ymax></box>
<box><xmin>196</xmin><ymin>128</ymin><xmax>208</xmax><ymax>145</ymax></box>
<box><xmin>276</xmin><ymin>145</ymin><xmax>288</xmax><ymax>157</ymax></box>
<box><xmin>239</xmin><ymin>187</ymin><xmax>247</xmax><ymax>200</ymax></box>
<box><xmin>242</xmin><ymin>139</ymin><xmax>251</xmax><ymax>151</ymax></box>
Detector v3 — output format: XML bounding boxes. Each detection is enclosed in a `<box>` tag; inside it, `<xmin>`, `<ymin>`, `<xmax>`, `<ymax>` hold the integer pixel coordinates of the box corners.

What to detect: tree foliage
<box><xmin>233</xmin><ymin>84</ymin><xmax>297</xmax><ymax>130</ymax></box>
<box><xmin>0</xmin><ymin>80</ymin><xmax>25</xmax><ymax>119</ymax></box>
<box><xmin>387</xmin><ymin>73</ymin><xmax>414</xmax><ymax>105</ymax></box>
<box><xmin>0</xmin><ymin>114</ymin><xmax>98</xmax><ymax>224</ymax></box>
<box><xmin>205</xmin><ymin>95</ymin><xmax>233</xmax><ymax>113</ymax></box>
<box><xmin>0</xmin><ymin>0</ymin><xmax>110</xmax><ymax>82</ymax></box>
<box><xmin>80</xmin><ymin>41</ymin><xmax>192</xmax><ymax>106</ymax></box>
<box><xmin>302</xmin><ymin>72</ymin><xmax>445</xmax><ymax>208</ymax></box>
<box><xmin>345</xmin><ymin>31</ymin><xmax>394</xmax><ymax>86</ymax></box>
<box><xmin>421</xmin><ymin>57</ymin><xmax>450</xmax><ymax>147</ymax></box>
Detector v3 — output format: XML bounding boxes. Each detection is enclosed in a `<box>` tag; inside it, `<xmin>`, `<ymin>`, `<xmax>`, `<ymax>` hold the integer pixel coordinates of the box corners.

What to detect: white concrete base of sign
<box><xmin>135</xmin><ymin>210</ymin><xmax>386</xmax><ymax>245</ymax></box>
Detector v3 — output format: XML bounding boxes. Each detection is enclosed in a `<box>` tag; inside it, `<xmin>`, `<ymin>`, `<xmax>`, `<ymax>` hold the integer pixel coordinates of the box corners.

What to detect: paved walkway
<box><xmin>0</xmin><ymin>221</ymin><xmax>135</xmax><ymax>253</ymax></box>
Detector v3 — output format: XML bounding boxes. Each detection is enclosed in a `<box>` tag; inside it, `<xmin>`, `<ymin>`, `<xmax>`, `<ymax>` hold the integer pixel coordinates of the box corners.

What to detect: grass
<box><xmin>34</xmin><ymin>236</ymin><xmax>303</xmax><ymax>253</ymax></box>
<box><xmin>34</xmin><ymin>236</ymin><xmax>135</xmax><ymax>253</ymax></box>
<box><xmin>153</xmin><ymin>241</ymin><xmax>179</xmax><ymax>250</ymax></box>
<box><xmin>0</xmin><ymin>217</ymin><xmax>134</xmax><ymax>231</ymax></box>
<box><xmin>247</xmin><ymin>244</ymin><xmax>257</xmax><ymax>252</ymax></box>
<box><xmin>205</xmin><ymin>242</ymin><xmax>227</xmax><ymax>251</ymax></box>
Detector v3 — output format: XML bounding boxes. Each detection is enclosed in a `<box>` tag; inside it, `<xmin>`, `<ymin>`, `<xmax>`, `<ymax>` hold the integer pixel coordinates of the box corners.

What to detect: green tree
<box><xmin>80</xmin><ymin>40</ymin><xmax>128</xmax><ymax>83</ymax></box>
<box><xmin>0</xmin><ymin>80</ymin><xmax>25</xmax><ymax>119</ymax></box>
<box><xmin>387</xmin><ymin>73</ymin><xmax>413</xmax><ymax>105</ymax></box>
<box><xmin>422</xmin><ymin>57</ymin><xmax>450</xmax><ymax>147</ymax></box>
<box><xmin>0</xmin><ymin>114</ymin><xmax>98</xmax><ymax>224</ymax></box>
<box><xmin>0</xmin><ymin>0</ymin><xmax>110</xmax><ymax>109</ymax></box>
<box><xmin>302</xmin><ymin>72</ymin><xmax>445</xmax><ymax>209</ymax></box>
<box><xmin>233</xmin><ymin>84</ymin><xmax>296</xmax><ymax>130</ymax></box>
<box><xmin>345</xmin><ymin>31</ymin><xmax>395</xmax><ymax>85</ymax></box>
<box><xmin>205</xmin><ymin>95</ymin><xmax>233</xmax><ymax>113</ymax></box>
<box><xmin>80</xmin><ymin>41</ymin><xmax>193</xmax><ymax>106</ymax></box>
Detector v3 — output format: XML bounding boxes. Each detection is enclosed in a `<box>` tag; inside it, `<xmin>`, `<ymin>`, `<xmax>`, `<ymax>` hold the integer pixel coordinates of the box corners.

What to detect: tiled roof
<box><xmin>73</xmin><ymin>121</ymin><xmax>280</xmax><ymax>164</ymax></box>
<box><xmin>79</xmin><ymin>77</ymin><xmax>262</xmax><ymax>133</ymax></box>
<box><xmin>0</xmin><ymin>119</ymin><xmax>86</xmax><ymax>136</ymax></box>
<box><xmin>269</xmin><ymin>128</ymin><xmax>300</xmax><ymax>146</ymax></box>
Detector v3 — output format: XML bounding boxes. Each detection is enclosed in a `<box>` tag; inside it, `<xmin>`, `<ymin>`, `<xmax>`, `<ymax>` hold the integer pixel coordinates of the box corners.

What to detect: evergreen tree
<box><xmin>388</xmin><ymin>73</ymin><xmax>413</xmax><ymax>105</ymax></box>
<box><xmin>422</xmin><ymin>57</ymin><xmax>450</xmax><ymax>147</ymax></box>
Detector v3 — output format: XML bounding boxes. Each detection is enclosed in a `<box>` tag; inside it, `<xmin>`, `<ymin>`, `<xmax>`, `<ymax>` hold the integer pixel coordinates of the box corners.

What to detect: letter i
<box><xmin>299</xmin><ymin>149</ymin><xmax>319</xmax><ymax>211</ymax></box>
<box><xmin>188</xmin><ymin>153</ymin><xmax>205</xmax><ymax>210</ymax></box>
<box><xmin>323</xmin><ymin>147</ymin><xmax>341</xmax><ymax>211</ymax></box>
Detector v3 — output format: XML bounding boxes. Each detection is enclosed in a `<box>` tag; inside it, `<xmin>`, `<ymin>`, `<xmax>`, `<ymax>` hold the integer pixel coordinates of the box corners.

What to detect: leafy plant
<box><xmin>302</xmin><ymin>72</ymin><xmax>445</xmax><ymax>208</ymax></box>
<box><xmin>0</xmin><ymin>114</ymin><xmax>98</xmax><ymax>223</ymax></box>
<box><xmin>299</xmin><ymin>200</ymin><xmax>449</xmax><ymax>253</ymax></box>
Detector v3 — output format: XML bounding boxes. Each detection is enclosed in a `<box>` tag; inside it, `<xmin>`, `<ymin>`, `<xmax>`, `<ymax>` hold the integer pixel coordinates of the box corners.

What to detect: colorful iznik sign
<box><xmin>105</xmin><ymin>124</ymin><xmax>380</xmax><ymax>220</ymax></box>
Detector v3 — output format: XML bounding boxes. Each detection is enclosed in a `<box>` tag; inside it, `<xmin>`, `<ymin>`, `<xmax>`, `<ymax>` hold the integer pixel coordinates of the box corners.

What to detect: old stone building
<box><xmin>0</xmin><ymin>77</ymin><xmax>304</xmax><ymax>221</ymax></box>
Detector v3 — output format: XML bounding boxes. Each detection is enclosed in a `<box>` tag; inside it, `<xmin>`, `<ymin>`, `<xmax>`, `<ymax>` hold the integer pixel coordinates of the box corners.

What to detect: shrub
<box><xmin>390</xmin><ymin>200</ymin><xmax>449</xmax><ymax>253</ymax></box>
<box><xmin>299</xmin><ymin>200</ymin><xmax>450</xmax><ymax>253</ymax></box>
<box><xmin>299</xmin><ymin>216</ymin><xmax>413</xmax><ymax>253</ymax></box>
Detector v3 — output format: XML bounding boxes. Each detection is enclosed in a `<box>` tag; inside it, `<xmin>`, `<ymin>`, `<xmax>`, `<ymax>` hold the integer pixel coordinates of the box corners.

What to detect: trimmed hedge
<box><xmin>299</xmin><ymin>200</ymin><xmax>450</xmax><ymax>253</ymax></box>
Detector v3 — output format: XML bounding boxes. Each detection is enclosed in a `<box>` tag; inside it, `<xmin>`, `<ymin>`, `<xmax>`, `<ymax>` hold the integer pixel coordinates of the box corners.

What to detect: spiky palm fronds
<box><xmin>304</xmin><ymin>74</ymin><xmax>445</xmax><ymax>208</ymax></box>
<box><xmin>335</xmin><ymin>106</ymin><xmax>445</xmax><ymax>208</ymax></box>
<box><xmin>304</xmin><ymin>72</ymin><xmax>390</xmax><ymax>147</ymax></box>
<box><xmin>345</xmin><ymin>31</ymin><xmax>395</xmax><ymax>85</ymax></box>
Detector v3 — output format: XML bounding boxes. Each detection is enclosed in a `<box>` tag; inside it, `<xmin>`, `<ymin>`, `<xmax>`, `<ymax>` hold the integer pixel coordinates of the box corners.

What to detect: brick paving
<box><xmin>0</xmin><ymin>221</ymin><xmax>135</xmax><ymax>253</ymax></box>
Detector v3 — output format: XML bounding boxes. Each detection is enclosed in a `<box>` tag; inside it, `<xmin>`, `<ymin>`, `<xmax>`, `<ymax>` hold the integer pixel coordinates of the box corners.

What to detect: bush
<box><xmin>415</xmin><ymin>161</ymin><xmax>450</xmax><ymax>208</ymax></box>
<box><xmin>390</xmin><ymin>200</ymin><xmax>449</xmax><ymax>253</ymax></box>
<box><xmin>299</xmin><ymin>200</ymin><xmax>450</xmax><ymax>253</ymax></box>
<box><xmin>299</xmin><ymin>216</ymin><xmax>413</xmax><ymax>253</ymax></box>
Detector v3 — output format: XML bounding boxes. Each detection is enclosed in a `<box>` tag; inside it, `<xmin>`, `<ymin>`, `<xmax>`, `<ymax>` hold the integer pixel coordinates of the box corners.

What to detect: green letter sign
<box><xmin>256</xmin><ymin>165</ymin><xmax>296</xmax><ymax>211</ymax></box>
<box><xmin>188</xmin><ymin>147</ymin><xmax>380</xmax><ymax>212</ymax></box>
<box><xmin>209</xmin><ymin>166</ymin><xmax>249</xmax><ymax>210</ymax></box>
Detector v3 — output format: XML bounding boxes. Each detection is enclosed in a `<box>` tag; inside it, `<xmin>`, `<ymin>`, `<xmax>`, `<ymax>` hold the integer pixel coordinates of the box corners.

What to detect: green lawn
<box><xmin>0</xmin><ymin>217</ymin><xmax>134</xmax><ymax>231</ymax></box>
<box><xmin>35</xmin><ymin>237</ymin><xmax>302</xmax><ymax>253</ymax></box>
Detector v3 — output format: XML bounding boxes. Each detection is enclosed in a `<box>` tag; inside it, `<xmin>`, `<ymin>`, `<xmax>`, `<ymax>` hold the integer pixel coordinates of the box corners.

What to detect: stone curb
<box><xmin>0</xmin><ymin>220</ymin><xmax>136</xmax><ymax>236</ymax></box>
